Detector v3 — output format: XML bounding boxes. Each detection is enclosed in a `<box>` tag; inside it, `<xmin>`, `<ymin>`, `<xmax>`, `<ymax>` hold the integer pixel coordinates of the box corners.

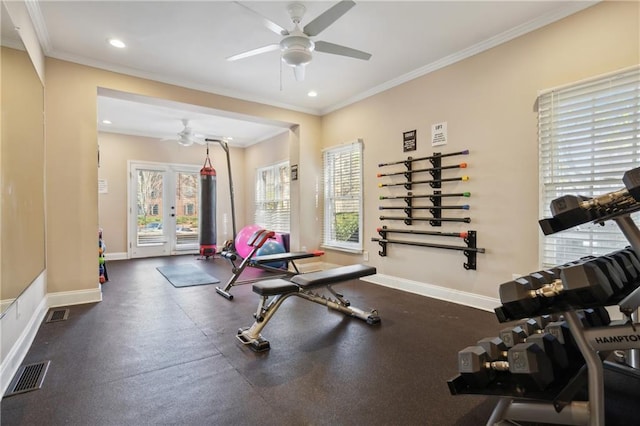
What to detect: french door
<box><xmin>129</xmin><ymin>161</ymin><xmax>200</xmax><ymax>258</ymax></box>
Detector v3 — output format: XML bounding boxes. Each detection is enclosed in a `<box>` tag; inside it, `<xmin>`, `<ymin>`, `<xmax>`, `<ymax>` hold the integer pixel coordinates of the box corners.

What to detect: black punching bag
<box><xmin>199</xmin><ymin>149</ymin><xmax>216</xmax><ymax>258</ymax></box>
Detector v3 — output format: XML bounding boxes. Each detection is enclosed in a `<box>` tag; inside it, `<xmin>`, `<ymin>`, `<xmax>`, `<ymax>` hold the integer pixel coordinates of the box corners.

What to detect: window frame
<box><xmin>322</xmin><ymin>139</ymin><xmax>364</xmax><ymax>253</ymax></box>
<box><xmin>254</xmin><ymin>160</ymin><xmax>291</xmax><ymax>233</ymax></box>
<box><xmin>538</xmin><ymin>66</ymin><xmax>640</xmax><ymax>267</ymax></box>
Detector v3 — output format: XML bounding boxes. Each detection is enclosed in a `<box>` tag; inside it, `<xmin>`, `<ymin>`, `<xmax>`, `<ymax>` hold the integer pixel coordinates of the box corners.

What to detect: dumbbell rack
<box><xmin>450</xmin><ymin>278</ymin><xmax>640</xmax><ymax>425</ymax></box>
<box><xmin>449</xmin><ymin>166</ymin><xmax>640</xmax><ymax>425</ymax></box>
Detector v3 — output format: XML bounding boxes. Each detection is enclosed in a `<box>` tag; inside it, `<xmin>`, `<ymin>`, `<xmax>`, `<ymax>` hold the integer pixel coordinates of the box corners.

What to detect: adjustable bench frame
<box><xmin>216</xmin><ymin>229</ymin><xmax>324</xmax><ymax>300</ymax></box>
<box><xmin>237</xmin><ymin>264</ymin><xmax>380</xmax><ymax>352</ymax></box>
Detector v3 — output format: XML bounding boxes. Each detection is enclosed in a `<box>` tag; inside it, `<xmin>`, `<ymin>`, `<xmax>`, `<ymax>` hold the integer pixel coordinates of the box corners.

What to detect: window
<box><xmin>254</xmin><ymin>160</ymin><xmax>290</xmax><ymax>233</ymax></box>
<box><xmin>538</xmin><ymin>67</ymin><xmax>640</xmax><ymax>267</ymax></box>
<box><xmin>322</xmin><ymin>140</ymin><xmax>363</xmax><ymax>252</ymax></box>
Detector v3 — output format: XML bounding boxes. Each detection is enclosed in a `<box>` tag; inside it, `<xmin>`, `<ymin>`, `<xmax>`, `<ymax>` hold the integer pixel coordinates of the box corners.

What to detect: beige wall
<box><xmin>45</xmin><ymin>59</ymin><xmax>322</xmax><ymax>296</ymax></box>
<box><xmin>0</xmin><ymin>46</ymin><xmax>45</xmax><ymax>302</ymax></box>
<box><xmin>98</xmin><ymin>132</ymin><xmax>247</xmax><ymax>254</ymax></box>
<box><xmin>321</xmin><ymin>1</ymin><xmax>640</xmax><ymax>298</ymax></box>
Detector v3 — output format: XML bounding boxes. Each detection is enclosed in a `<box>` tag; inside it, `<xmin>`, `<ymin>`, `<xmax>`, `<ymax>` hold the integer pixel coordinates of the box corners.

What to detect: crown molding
<box><xmin>321</xmin><ymin>1</ymin><xmax>599</xmax><ymax>115</ymax></box>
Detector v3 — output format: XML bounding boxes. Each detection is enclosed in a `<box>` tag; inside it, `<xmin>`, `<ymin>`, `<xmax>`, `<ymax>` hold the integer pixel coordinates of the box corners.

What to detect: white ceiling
<box><xmin>19</xmin><ymin>1</ymin><xmax>597</xmax><ymax>146</ymax></box>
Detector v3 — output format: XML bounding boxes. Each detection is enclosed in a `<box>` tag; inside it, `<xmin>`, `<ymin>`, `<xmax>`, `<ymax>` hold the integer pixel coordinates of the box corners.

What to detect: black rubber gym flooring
<box><xmin>1</xmin><ymin>255</ymin><xmax>638</xmax><ymax>425</ymax></box>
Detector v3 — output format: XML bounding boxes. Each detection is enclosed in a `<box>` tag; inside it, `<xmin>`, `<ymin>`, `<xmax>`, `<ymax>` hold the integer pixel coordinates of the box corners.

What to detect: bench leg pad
<box><xmin>367</xmin><ymin>314</ymin><xmax>381</xmax><ymax>325</ymax></box>
<box><xmin>237</xmin><ymin>327</ymin><xmax>271</xmax><ymax>352</ymax></box>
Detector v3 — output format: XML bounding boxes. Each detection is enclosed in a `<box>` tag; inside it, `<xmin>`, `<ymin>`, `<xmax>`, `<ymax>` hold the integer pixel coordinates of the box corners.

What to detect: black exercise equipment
<box><xmin>379</xmin><ymin>191</ymin><xmax>470</xmax><ymax>201</ymax></box>
<box><xmin>378</xmin><ymin>175</ymin><xmax>469</xmax><ymax>189</ymax></box>
<box><xmin>372</xmin><ymin>228</ymin><xmax>485</xmax><ymax>270</ymax></box>
<box><xmin>377</xmin><ymin>149</ymin><xmax>469</xmax><ymax>168</ymax></box>
<box><xmin>458</xmin><ymin>342</ymin><xmax>555</xmax><ymax>391</ymax></box>
<box><xmin>496</xmin><ymin>259</ymin><xmax>620</xmax><ymax>321</ymax></box>
<box><xmin>539</xmin><ymin>166</ymin><xmax>640</xmax><ymax>235</ymax></box>
<box><xmin>236</xmin><ymin>264</ymin><xmax>379</xmax><ymax>352</ymax></box>
<box><xmin>204</xmin><ymin>138</ymin><xmax>238</xmax><ymax>253</ymax></box>
<box><xmin>376</xmin><ymin>162</ymin><xmax>467</xmax><ymax>178</ymax></box>
<box><xmin>450</xmin><ymin>166</ymin><xmax>640</xmax><ymax>425</ymax></box>
<box><xmin>478</xmin><ymin>333</ymin><xmax>569</xmax><ymax>375</ymax></box>
<box><xmin>199</xmin><ymin>146</ymin><xmax>217</xmax><ymax>258</ymax></box>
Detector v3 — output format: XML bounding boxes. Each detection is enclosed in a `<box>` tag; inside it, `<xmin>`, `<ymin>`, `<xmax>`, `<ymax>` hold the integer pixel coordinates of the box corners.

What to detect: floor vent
<box><xmin>45</xmin><ymin>308</ymin><xmax>69</xmax><ymax>323</ymax></box>
<box><xmin>4</xmin><ymin>361</ymin><xmax>50</xmax><ymax>397</ymax></box>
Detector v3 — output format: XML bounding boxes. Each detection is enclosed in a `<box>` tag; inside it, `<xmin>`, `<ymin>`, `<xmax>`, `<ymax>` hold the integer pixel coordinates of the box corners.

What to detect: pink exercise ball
<box><xmin>235</xmin><ymin>224</ymin><xmax>263</xmax><ymax>259</ymax></box>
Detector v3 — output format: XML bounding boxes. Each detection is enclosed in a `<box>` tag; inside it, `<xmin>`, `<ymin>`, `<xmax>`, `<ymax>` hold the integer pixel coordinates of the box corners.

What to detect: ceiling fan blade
<box><xmin>293</xmin><ymin>64</ymin><xmax>306</xmax><ymax>81</ymax></box>
<box><xmin>227</xmin><ymin>44</ymin><xmax>280</xmax><ymax>61</ymax></box>
<box><xmin>233</xmin><ymin>1</ymin><xmax>289</xmax><ymax>35</ymax></box>
<box><xmin>314</xmin><ymin>41</ymin><xmax>371</xmax><ymax>60</ymax></box>
<box><xmin>303</xmin><ymin>0</ymin><xmax>355</xmax><ymax>37</ymax></box>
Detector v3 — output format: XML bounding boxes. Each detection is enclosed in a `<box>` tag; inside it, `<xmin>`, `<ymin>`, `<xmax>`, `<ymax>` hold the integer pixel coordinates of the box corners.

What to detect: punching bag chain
<box><xmin>203</xmin><ymin>143</ymin><xmax>213</xmax><ymax>169</ymax></box>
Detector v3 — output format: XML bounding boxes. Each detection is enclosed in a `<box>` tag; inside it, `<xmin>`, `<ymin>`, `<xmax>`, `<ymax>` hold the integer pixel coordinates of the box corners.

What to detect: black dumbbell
<box><xmin>549</xmin><ymin>194</ymin><xmax>594</xmax><ymax>226</ymax></box>
<box><xmin>499</xmin><ymin>260</ymin><xmax>614</xmax><ymax>319</ymax></box>
<box><xmin>579</xmin><ymin>307</ymin><xmax>611</xmax><ymax>327</ymax></box>
<box><xmin>581</xmin><ymin>255</ymin><xmax>627</xmax><ymax>295</ymax></box>
<box><xmin>479</xmin><ymin>333</ymin><xmax>569</xmax><ymax>374</ymax></box>
<box><xmin>458</xmin><ymin>343</ymin><xmax>554</xmax><ymax>391</ymax></box>
<box><xmin>610</xmin><ymin>248</ymin><xmax>640</xmax><ymax>293</ymax></box>
<box><xmin>606</xmin><ymin>252</ymin><xmax>638</xmax><ymax>289</ymax></box>
<box><xmin>544</xmin><ymin>320</ymin><xmax>584</xmax><ymax>364</ymax></box>
<box><xmin>622</xmin><ymin>166</ymin><xmax>640</xmax><ymax>201</ymax></box>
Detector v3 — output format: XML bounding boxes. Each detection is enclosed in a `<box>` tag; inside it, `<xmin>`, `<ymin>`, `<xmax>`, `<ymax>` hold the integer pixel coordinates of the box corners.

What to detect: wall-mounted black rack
<box><xmin>379</xmin><ymin>205</ymin><xmax>469</xmax><ymax>211</ymax></box>
<box><xmin>379</xmin><ymin>191</ymin><xmax>471</xmax><ymax>227</ymax></box>
<box><xmin>379</xmin><ymin>215</ymin><xmax>471</xmax><ymax>226</ymax></box>
<box><xmin>379</xmin><ymin>191</ymin><xmax>471</xmax><ymax>201</ymax></box>
<box><xmin>372</xmin><ymin>227</ymin><xmax>484</xmax><ymax>270</ymax></box>
<box><xmin>377</xmin><ymin>149</ymin><xmax>469</xmax><ymax>168</ymax></box>
<box><xmin>377</xmin><ymin>149</ymin><xmax>469</xmax><ymax>190</ymax></box>
<box><xmin>378</xmin><ymin>175</ymin><xmax>469</xmax><ymax>190</ymax></box>
<box><xmin>377</xmin><ymin>162</ymin><xmax>467</xmax><ymax>178</ymax></box>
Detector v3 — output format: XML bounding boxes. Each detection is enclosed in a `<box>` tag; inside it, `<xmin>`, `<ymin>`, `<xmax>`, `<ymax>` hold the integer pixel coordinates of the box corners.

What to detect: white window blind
<box><xmin>538</xmin><ymin>67</ymin><xmax>640</xmax><ymax>267</ymax></box>
<box><xmin>254</xmin><ymin>160</ymin><xmax>290</xmax><ymax>233</ymax></box>
<box><xmin>322</xmin><ymin>140</ymin><xmax>363</xmax><ymax>251</ymax></box>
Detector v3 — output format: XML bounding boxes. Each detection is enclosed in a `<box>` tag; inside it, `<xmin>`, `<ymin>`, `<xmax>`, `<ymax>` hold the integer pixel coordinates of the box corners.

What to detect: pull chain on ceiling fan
<box><xmin>227</xmin><ymin>0</ymin><xmax>371</xmax><ymax>82</ymax></box>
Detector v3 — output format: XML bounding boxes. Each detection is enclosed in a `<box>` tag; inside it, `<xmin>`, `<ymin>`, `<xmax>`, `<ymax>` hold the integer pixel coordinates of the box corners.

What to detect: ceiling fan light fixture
<box><xmin>282</xmin><ymin>48</ymin><xmax>312</xmax><ymax>67</ymax></box>
<box><xmin>280</xmin><ymin>35</ymin><xmax>314</xmax><ymax>66</ymax></box>
<box><xmin>177</xmin><ymin>136</ymin><xmax>193</xmax><ymax>147</ymax></box>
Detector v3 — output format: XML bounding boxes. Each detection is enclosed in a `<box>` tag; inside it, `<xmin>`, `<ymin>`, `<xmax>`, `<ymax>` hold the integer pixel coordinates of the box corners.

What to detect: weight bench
<box><xmin>236</xmin><ymin>264</ymin><xmax>380</xmax><ymax>352</ymax></box>
<box><xmin>216</xmin><ymin>228</ymin><xmax>324</xmax><ymax>300</ymax></box>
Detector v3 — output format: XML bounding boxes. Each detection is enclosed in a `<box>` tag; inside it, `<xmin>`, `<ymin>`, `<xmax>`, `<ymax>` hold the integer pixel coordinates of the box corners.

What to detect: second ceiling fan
<box><xmin>227</xmin><ymin>0</ymin><xmax>372</xmax><ymax>81</ymax></box>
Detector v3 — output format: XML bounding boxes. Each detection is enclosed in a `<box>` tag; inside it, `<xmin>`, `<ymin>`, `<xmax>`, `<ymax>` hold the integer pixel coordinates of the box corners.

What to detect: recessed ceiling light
<box><xmin>108</xmin><ymin>38</ymin><xmax>126</xmax><ymax>48</ymax></box>
<box><xmin>101</xmin><ymin>119</ymin><xmax>112</xmax><ymax>125</ymax></box>
<box><xmin>307</xmin><ymin>91</ymin><xmax>318</xmax><ymax>97</ymax></box>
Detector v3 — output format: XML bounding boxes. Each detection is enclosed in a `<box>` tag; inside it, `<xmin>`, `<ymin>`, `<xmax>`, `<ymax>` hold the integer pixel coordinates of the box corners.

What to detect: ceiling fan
<box><xmin>163</xmin><ymin>119</ymin><xmax>202</xmax><ymax>147</ymax></box>
<box><xmin>227</xmin><ymin>0</ymin><xmax>372</xmax><ymax>81</ymax></box>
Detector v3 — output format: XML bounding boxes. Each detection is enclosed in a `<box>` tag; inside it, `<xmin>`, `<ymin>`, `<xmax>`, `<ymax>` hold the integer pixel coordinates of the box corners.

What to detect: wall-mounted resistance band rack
<box><xmin>372</xmin><ymin>226</ymin><xmax>485</xmax><ymax>270</ymax></box>
<box><xmin>377</xmin><ymin>150</ymin><xmax>470</xmax><ymax>227</ymax></box>
<box><xmin>378</xmin><ymin>190</ymin><xmax>470</xmax><ymax>225</ymax></box>
<box><xmin>374</xmin><ymin>149</ymin><xmax>484</xmax><ymax>269</ymax></box>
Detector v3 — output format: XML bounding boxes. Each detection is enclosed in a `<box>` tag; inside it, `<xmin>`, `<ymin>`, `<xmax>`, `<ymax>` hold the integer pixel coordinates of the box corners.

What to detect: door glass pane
<box><xmin>175</xmin><ymin>171</ymin><xmax>199</xmax><ymax>247</ymax></box>
<box><xmin>136</xmin><ymin>169</ymin><xmax>165</xmax><ymax>245</ymax></box>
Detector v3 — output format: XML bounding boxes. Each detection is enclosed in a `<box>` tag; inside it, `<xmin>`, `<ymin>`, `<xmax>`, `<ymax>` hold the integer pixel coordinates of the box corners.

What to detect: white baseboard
<box><xmin>47</xmin><ymin>286</ymin><xmax>103</xmax><ymax>308</ymax></box>
<box><xmin>0</xmin><ymin>272</ymin><xmax>48</xmax><ymax>396</ymax></box>
<box><xmin>105</xmin><ymin>252</ymin><xmax>127</xmax><ymax>261</ymax></box>
<box><xmin>361</xmin><ymin>273</ymin><xmax>500</xmax><ymax>313</ymax></box>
